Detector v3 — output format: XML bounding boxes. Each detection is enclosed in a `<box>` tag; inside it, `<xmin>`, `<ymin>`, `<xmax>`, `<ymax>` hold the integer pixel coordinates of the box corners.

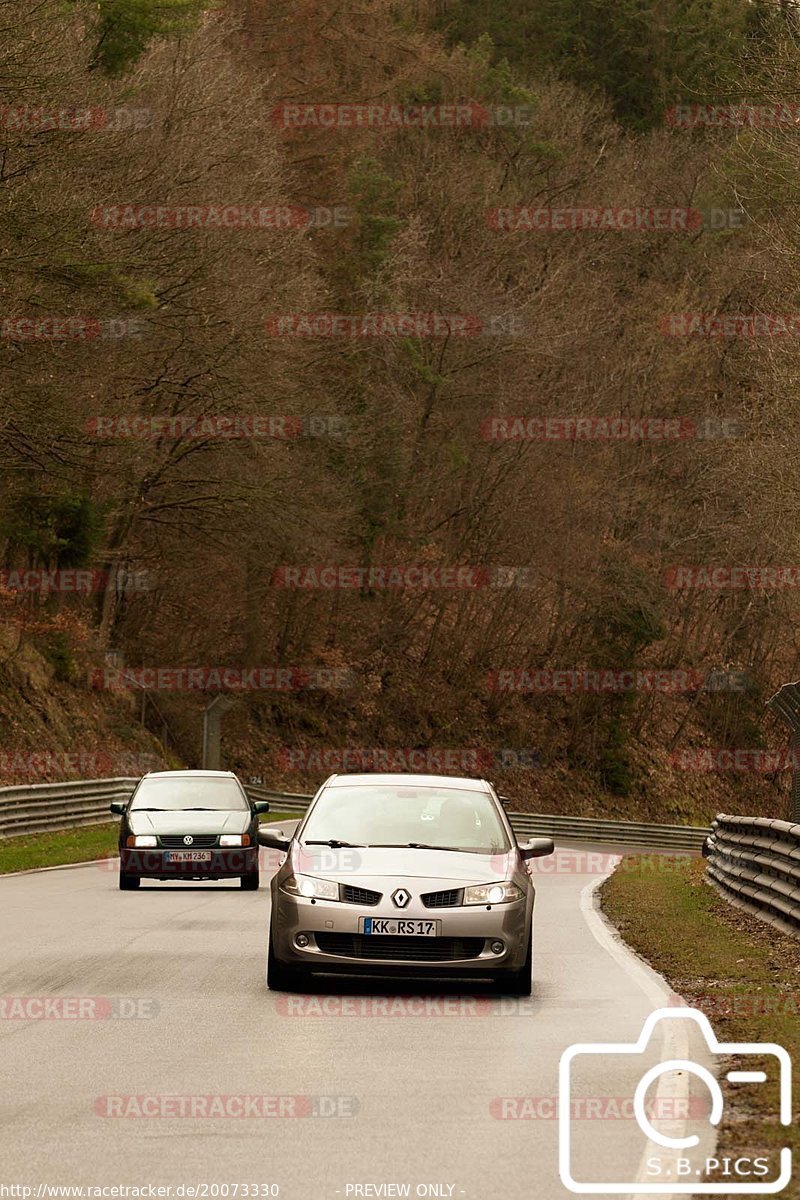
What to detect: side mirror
<box><xmin>109</xmin><ymin>800</ymin><xmax>127</xmax><ymax>815</ymax></box>
<box><xmin>518</xmin><ymin>837</ymin><xmax>554</xmax><ymax>860</ymax></box>
<box><xmin>258</xmin><ymin>828</ymin><xmax>291</xmax><ymax>852</ymax></box>
<box><xmin>252</xmin><ymin>800</ymin><xmax>271</xmax><ymax>814</ymax></box>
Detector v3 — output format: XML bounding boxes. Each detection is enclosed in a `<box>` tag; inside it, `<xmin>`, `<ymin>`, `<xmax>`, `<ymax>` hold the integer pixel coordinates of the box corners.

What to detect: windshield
<box><xmin>300</xmin><ymin>784</ymin><xmax>510</xmax><ymax>853</ymax></box>
<box><xmin>129</xmin><ymin>777</ymin><xmax>249</xmax><ymax>812</ymax></box>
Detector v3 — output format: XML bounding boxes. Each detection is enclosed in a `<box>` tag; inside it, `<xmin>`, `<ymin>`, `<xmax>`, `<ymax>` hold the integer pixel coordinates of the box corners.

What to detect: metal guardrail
<box><xmin>705</xmin><ymin>813</ymin><xmax>800</xmax><ymax>938</ymax></box>
<box><xmin>245</xmin><ymin>786</ymin><xmax>313</xmax><ymax>815</ymax></box>
<box><xmin>0</xmin><ymin>778</ymin><xmax>140</xmax><ymax>838</ymax></box>
<box><xmin>0</xmin><ymin>777</ymin><xmax>710</xmax><ymax>850</ymax></box>
<box><xmin>244</xmin><ymin>786</ymin><xmax>710</xmax><ymax>850</ymax></box>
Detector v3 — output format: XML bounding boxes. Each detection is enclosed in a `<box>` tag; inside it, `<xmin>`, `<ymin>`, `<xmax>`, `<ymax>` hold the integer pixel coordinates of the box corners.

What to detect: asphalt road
<box><xmin>0</xmin><ymin>839</ymin><xmax>719</xmax><ymax>1200</ymax></box>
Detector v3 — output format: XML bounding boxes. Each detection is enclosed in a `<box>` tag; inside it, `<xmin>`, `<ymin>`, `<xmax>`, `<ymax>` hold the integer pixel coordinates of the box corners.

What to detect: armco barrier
<box><xmin>0</xmin><ymin>778</ymin><xmax>140</xmax><ymax>838</ymax></box>
<box><xmin>0</xmin><ymin>777</ymin><xmax>709</xmax><ymax>851</ymax></box>
<box><xmin>0</xmin><ymin>778</ymin><xmax>296</xmax><ymax>838</ymax></box>
<box><xmin>246</xmin><ymin>787</ymin><xmax>709</xmax><ymax>850</ymax></box>
<box><xmin>705</xmin><ymin>813</ymin><xmax>800</xmax><ymax>938</ymax></box>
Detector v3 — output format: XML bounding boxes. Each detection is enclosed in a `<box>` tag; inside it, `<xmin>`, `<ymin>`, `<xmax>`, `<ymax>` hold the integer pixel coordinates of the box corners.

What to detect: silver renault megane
<box><xmin>260</xmin><ymin>773</ymin><xmax>554</xmax><ymax>994</ymax></box>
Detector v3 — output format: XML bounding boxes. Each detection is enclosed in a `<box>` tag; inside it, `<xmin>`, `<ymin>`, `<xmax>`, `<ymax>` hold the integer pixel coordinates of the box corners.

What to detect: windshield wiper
<box><xmin>130</xmin><ymin>807</ymin><xmax>165</xmax><ymax>812</ymax></box>
<box><xmin>181</xmin><ymin>807</ymin><xmax>219</xmax><ymax>811</ymax></box>
<box><xmin>303</xmin><ymin>839</ymin><xmax>366</xmax><ymax>848</ymax></box>
<box><xmin>367</xmin><ymin>842</ymin><xmax>473</xmax><ymax>853</ymax></box>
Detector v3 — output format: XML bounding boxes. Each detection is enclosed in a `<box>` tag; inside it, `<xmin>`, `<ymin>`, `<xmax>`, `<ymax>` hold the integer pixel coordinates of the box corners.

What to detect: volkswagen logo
<box><xmin>392</xmin><ymin>888</ymin><xmax>410</xmax><ymax>909</ymax></box>
<box><xmin>183</xmin><ymin>835</ymin><xmax>194</xmax><ymax>846</ymax></box>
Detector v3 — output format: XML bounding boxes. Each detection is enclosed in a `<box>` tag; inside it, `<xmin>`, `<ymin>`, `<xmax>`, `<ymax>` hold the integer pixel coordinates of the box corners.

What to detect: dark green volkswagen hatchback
<box><xmin>111</xmin><ymin>770</ymin><xmax>270</xmax><ymax>891</ymax></box>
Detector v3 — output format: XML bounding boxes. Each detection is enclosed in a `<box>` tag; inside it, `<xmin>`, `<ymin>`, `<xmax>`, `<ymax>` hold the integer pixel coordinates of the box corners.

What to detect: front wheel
<box><xmin>119</xmin><ymin>871</ymin><xmax>140</xmax><ymax>891</ymax></box>
<box><xmin>492</xmin><ymin>928</ymin><xmax>532</xmax><ymax>996</ymax></box>
<box><xmin>267</xmin><ymin>926</ymin><xmax>309</xmax><ymax>991</ymax></box>
<box><xmin>241</xmin><ymin>870</ymin><xmax>260</xmax><ymax>890</ymax></box>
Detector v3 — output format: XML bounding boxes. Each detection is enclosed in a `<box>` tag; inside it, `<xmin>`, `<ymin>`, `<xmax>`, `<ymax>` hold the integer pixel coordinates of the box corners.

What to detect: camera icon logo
<box><xmin>558</xmin><ymin>1006</ymin><xmax>792</xmax><ymax>1193</ymax></box>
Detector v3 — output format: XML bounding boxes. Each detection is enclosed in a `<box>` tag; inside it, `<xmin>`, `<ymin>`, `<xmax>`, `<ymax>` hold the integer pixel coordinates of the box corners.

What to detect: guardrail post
<box><xmin>767</xmin><ymin>681</ymin><xmax>800</xmax><ymax>821</ymax></box>
<box><xmin>202</xmin><ymin>695</ymin><xmax>237</xmax><ymax>770</ymax></box>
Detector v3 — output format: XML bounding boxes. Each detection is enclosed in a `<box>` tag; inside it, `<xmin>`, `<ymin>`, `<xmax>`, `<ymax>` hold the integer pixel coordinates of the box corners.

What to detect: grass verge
<box><xmin>602</xmin><ymin>856</ymin><xmax>800</xmax><ymax>1196</ymax></box>
<box><xmin>0</xmin><ymin>813</ymin><xmax>300</xmax><ymax>875</ymax></box>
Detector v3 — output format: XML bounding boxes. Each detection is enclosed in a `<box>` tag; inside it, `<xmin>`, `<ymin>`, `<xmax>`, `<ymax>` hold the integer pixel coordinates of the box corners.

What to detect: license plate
<box><xmin>163</xmin><ymin>851</ymin><xmax>212</xmax><ymax>863</ymax></box>
<box><xmin>360</xmin><ymin>918</ymin><xmax>439</xmax><ymax>936</ymax></box>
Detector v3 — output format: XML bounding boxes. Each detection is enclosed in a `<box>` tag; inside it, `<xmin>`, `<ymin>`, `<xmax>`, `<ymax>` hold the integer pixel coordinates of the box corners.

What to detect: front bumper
<box><xmin>121</xmin><ymin>847</ymin><xmax>258</xmax><ymax>879</ymax></box>
<box><xmin>271</xmin><ymin>888</ymin><xmax>531</xmax><ymax>974</ymax></box>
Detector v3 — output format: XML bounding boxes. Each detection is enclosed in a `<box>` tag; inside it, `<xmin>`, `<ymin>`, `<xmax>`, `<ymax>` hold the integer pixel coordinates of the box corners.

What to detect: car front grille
<box><xmin>315</xmin><ymin>934</ymin><xmax>484</xmax><ymax>962</ymax></box>
<box><xmin>341</xmin><ymin>885</ymin><xmax>382</xmax><ymax>906</ymax></box>
<box><xmin>159</xmin><ymin>835</ymin><xmax>219</xmax><ymax>849</ymax></box>
<box><xmin>421</xmin><ymin>888</ymin><xmax>463</xmax><ymax>908</ymax></box>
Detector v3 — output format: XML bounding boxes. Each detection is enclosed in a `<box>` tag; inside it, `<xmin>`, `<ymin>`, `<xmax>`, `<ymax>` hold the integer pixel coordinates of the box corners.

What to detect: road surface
<box><xmin>0</xmin><ymin>839</ymin><xmax>717</xmax><ymax>1200</ymax></box>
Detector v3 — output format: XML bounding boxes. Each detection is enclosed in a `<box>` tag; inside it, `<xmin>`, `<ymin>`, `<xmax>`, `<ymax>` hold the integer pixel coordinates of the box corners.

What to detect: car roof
<box><xmin>140</xmin><ymin>770</ymin><xmax>239</xmax><ymax>779</ymax></box>
<box><xmin>323</xmin><ymin>773</ymin><xmax>491</xmax><ymax>790</ymax></box>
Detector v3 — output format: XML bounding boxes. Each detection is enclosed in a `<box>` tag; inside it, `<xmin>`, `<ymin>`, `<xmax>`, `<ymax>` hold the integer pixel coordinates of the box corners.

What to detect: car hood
<box><xmin>292</xmin><ymin>844</ymin><xmax>517</xmax><ymax>884</ymax></box>
<box><xmin>129</xmin><ymin>810</ymin><xmax>250</xmax><ymax>835</ymax></box>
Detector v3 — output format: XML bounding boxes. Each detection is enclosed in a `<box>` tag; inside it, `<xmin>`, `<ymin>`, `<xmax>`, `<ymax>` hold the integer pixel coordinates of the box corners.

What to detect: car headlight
<box><xmin>221</xmin><ymin>834</ymin><xmax>250</xmax><ymax>847</ymax></box>
<box><xmin>281</xmin><ymin>874</ymin><xmax>339</xmax><ymax>901</ymax></box>
<box><xmin>463</xmin><ymin>880</ymin><xmax>523</xmax><ymax>905</ymax></box>
<box><xmin>129</xmin><ymin>835</ymin><xmax>157</xmax><ymax>848</ymax></box>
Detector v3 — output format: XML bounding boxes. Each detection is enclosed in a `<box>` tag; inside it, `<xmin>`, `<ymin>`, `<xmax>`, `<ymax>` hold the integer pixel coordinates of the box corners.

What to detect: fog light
<box><xmin>295</xmin><ymin>933</ymin><xmax>310</xmax><ymax>949</ymax></box>
<box><xmin>490</xmin><ymin>940</ymin><xmax>505</xmax><ymax>955</ymax></box>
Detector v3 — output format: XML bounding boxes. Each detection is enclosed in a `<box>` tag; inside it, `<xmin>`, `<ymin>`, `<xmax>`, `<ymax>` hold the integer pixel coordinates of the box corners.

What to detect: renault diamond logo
<box><xmin>183</xmin><ymin>835</ymin><xmax>194</xmax><ymax>845</ymax></box>
<box><xmin>392</xmin><ymin>888</ymin><xmax>410</xmax><ymax>908</ymax></box>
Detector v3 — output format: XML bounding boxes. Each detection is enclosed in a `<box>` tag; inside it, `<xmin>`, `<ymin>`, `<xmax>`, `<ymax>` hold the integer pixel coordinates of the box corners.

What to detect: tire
<box><xmin>241</xmin><ymin>870</ymin><xmax>260</xmax><ymax>891</ymax></box>
<box><xmin>492</xmin><ymin>928</ymin><xmax>532</xmax><ymax>996</ymax></box>
<box><xmin>267</xmin><ymin>924</ymin><xmax>309</xmax><ymax>991</ymax></box>
<box><xmin>119</xmin><ymin>871</ymin><xmax>140</xmax><ymax>891</ymax></box>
